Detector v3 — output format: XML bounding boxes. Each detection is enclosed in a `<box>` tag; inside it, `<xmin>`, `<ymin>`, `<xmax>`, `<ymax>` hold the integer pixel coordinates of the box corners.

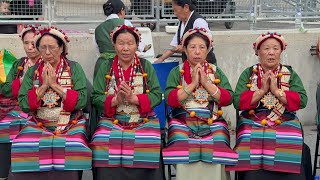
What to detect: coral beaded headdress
<box><xmin>34</xmin><ymin>26</ymin><xmax>70</xmax><ymax>55</ymax></box>
<box><xmin>253</xmin><ymin>32</ymin><xmax>287</xmax><ymax>55</ymax></box>
<box><xmin>181</xmin><ymin>27</ymin><xmax>213</xmax><ymax>49</ymax></box>
<box><xmin>110</xmin><ymin>24</ymin><xmax>141</xmax><ymax>45</ymax></box>
<box><xmin>19</xmin><ymin>24</ymin><xmax>38</xmax><ymax>40</ymax></box>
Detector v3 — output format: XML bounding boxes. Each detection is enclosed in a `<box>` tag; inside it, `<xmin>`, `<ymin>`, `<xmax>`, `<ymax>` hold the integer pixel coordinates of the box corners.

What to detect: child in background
<box><xmin>0</xmin><ymin>0</ymin><xmax>18</xmax><ymax>34</ymax></box>
<box><xmin>0</xmin><ymin>0</ymin><xmax>11</xmax><ymax>15</ymax></box>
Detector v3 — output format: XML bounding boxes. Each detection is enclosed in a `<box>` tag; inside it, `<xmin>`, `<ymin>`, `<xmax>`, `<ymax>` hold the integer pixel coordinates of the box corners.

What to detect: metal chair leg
<box><xmin>168</xmin><ymin>165</ymin><xmax>172</xmax><ymax>180</ymax></box>
<box><xmin>313</xmin><ymin>129</ymin><xmax>320</xmax><ymax>178</ymax></box>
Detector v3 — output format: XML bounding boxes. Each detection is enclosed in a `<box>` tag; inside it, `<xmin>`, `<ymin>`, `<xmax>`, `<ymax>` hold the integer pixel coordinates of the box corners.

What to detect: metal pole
<box><xmin>249</xmin><ymin>0</ymin><xmax>257</xmax><ymax>30</ymax></box>
<box><xmin>48</xmin><ymin>0</ymin><xmax>52</xmax><ymax>26</ymax></box>
<box><xmin>156</xmin><ymin>0</ymin><xmax>161</xmax><ymax>32</ymax></box>
<box><xmin>295</xmin><ymin>0</ymin><xmax>302</xmax><ymax>30</ymax></box>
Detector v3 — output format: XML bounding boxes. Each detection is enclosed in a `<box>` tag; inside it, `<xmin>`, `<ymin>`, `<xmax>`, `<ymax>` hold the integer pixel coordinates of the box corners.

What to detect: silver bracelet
<box><xmin>211</xmin><ymin>86</ymin><xmax>219</xmax><ymax>97</ymax></box>
<box><xmin>63</xmin><ymin>88</ymin><xmax>67</xmax><ymax>94</ymax></box>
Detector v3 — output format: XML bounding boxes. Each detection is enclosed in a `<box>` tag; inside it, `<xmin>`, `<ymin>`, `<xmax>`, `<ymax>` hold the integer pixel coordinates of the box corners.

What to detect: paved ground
<box><xmin>81</xmin><ymin>125</ymin><xmax>320</xmax><ymax>180</ymax></box>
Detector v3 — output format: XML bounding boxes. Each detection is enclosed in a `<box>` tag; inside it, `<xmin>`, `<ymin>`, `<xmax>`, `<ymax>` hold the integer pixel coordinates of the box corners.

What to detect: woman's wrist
<box><xmin>257</xmin><ymin>89</ymin><xmax>266</xmax><ymax>97</ymax></box>
<box><xmin>111</xmin><ymin>95</ymin><xmax>119</xmax><ymax>107</ymax></box>
<box><xmin>158</xmin><ymin>57</ymin><xmax>164</xmax><ymax>62</ymax></box>
<box><xmin>128</xmin><ymin>94</ymin><xmax>139</xmax><ymax>105</ymax></box>
<box><xmin>211</xmin><ymin>85</ymin><xmax>219</xmax><ymax>97</ymax></box>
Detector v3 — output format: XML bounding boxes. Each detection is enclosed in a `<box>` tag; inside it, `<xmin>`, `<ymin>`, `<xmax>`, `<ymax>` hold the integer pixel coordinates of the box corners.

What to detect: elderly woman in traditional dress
<box><xmin>226</xmin><ymin>32</ymin><xmax>311</xmax><ymax>180</ymax></box>
<box><xmin>8</xmin><ymin>26</ymin><xmax>92</xmax><ymax>180</ymax></box>
<box><xmin>0</xmin><ymin>25</ymin><xmax>40</xmax><ymax>180</ymax></box>
<box><xmin>90</xmin><ymin>24</ymin><xmax>163</xmax><ymax>180</ymax></box>
<box><xmin>162</xmin><ymin>28</ymin><xmax>238</xmax><ymax>180</ymax></box>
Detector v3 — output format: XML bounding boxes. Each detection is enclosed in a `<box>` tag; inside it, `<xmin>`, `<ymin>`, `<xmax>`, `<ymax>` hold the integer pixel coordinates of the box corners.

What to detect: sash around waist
<box><xmin>170</xmin><ymin>108</ymin><xmax>211</xmax><ymax>119</ymax></box>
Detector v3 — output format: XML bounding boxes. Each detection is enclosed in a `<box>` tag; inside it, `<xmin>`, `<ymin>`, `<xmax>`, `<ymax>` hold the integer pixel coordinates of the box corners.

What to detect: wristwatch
<box><xmin>278</xmin><ymin>89</ymin><xmax>284</xmax><ymax>97</ymax></box>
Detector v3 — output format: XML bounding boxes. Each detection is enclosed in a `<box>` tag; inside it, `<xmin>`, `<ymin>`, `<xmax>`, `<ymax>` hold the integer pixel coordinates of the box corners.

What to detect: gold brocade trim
<box><xmin>179</xmin><ymin>63</ymin><xmax>219</xmax><ymax>120</ymax></box>
<box><xmin>250</xmin><ymin>64</ymin><xmax>290</xmax><ymax>122</ymax></box>
<box><xmin>37</xmin><ymin>107</ymin><xmax>61</xmax><ymax>121</ymax></box>
<box><xmin>34</xmin><ymin>58</ymin><xmax>73</xmax><ymax>131</ymax></box>
<box><xmin>107</xmin><ymin>69</ymin><xmax>144</xmax><ymax>123</ymax></box>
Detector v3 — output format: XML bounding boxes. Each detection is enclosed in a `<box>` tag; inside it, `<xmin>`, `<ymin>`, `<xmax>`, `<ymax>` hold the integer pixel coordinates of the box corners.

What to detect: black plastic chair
<box><xmin>312</xmin><ymin>83</ymin><xmax>320</xmax><ymax>178</ymax></box>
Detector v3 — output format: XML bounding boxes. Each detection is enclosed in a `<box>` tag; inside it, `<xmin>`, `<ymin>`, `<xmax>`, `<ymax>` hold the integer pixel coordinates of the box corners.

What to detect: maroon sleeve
<box><xmin>216</xmin><ymin>87</ymin><xmax>232</xmax><ymax>106</ymax></box>
<box><xmin>136</xmin><ymin>94</ymin><xmax>152</xmax><ymax>114</ymax></box>
<box><xmin>28</xmin><ymin>89</ymin><xmax>41</xmax><ymax>110</ymax></box>
<box><xmin>11</xmin><ymin>79</ymin><xmax>21</xmax><ymax>99</ymax></box>
<box><xmin>104</xmin><ymin>95</ymin><xmax>116</xmax><ymax>117</ymax></box>
<box><xmin>284</xmin><ymin>91</ymin><xmax>301</xmax><ymax>112</ymax></box>
<box><xmin>167</xmin><ymin>89</ymin><xmax>181</xmax><ymax>108</ymax></box>
<box><xmin>62</xmin><ymin>89</ymin><xmax>79</xmax><ymax>112</ymax></box>
<box><xmin>239</xmin><ymin>90</ymin><xmax>258</xmax><ymax>110</ymax></box>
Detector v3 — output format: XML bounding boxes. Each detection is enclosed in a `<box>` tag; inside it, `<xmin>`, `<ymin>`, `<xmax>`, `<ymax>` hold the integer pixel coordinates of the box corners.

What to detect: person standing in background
<box><xmin>154</xmin><ymin>0</ymin><xmax>217</xmax><ymax>64</ymax></box>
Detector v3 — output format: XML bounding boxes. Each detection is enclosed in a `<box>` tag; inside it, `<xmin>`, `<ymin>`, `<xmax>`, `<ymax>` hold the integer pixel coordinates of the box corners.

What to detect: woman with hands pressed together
<box><xmin>9</xmin><ymin>26</ymin><xmax>92</xmax><ymax>180</ymax></box>
<box><xmin>90</xmin><ymin>25</ymin><xmax>163</xmax><ymax>180</ymax></box>
<box><xmin>226</xmin><ymin>32</ymin><xmax>311</xmax><ymax>180</ymax></box>
<box><xmin>0</xmin><ymin>25</ymin><xmax>40</xmax><ymax>180</ymax></box>
<box><xmin>162</xmin><ymin>28</ymin><xmax>237</xmax><ymax>180</ymax></box>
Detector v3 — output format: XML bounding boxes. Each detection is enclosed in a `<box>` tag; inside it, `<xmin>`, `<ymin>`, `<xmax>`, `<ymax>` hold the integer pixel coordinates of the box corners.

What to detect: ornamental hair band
<box><xmin>110</xmin><ymin>25</ymin><xmax>142</xmax><ymax>44</ymax></box>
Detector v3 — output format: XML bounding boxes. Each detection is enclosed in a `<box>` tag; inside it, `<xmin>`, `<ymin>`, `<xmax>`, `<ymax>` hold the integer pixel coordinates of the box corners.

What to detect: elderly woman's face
<box><xmin>185</xmin><ymin>36</ymin><xmax>209</xmax><ymax>66</ymax></box>
<box><xmin>258</xmin><ymin>38</ymin><xmax>282</xmax><ymax>70</ymax></box>
<box><xmin>23</xmin><ymin>31</ymin><xmax>40</xmax><ymax>60</ymax></box>
<box><xmin>114</xmin><ymin>32</ymin><xmax>137</xmax><ymax>64</ymax></box>
<box><xmin>38</xmin><ymin>35</ymin><xmax>63</xmax><ymax>66</ymax></box>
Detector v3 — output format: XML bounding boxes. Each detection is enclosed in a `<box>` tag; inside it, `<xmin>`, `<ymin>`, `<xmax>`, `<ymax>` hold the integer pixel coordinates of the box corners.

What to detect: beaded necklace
<box><xmin>104</xmin><ymin>55</ymin><xmax>151</xmax><ymax>129</ymax></box>
<box><xmin>178</xmin><ymin>60</ymin><xmax>223</xmax><ymax>125</ymax></box>
<box><xmin>105</xmin><ymin>55</ymin><xmax>149</xmax><ymax>94</ymax></box>
<box><xmin>247</xmin><ymin>63</ymin><xmax>291</xmax><ymax>126</ymax></box>
<box><xmin>16</xmin><ymin>58</ymin><xmax>28</xmax><ymax>79</ymax></box>
<box><xmin>16</xmin><ymin>57</ymin><xmax>42</xmax><ymax>80</ymax></box>
<box><xmin>33</xmin><ymin>56</ymin><xmax>74</xmax><ymax>133</ymax></box>
<box><xmin>116</xmin><ymin>55</ymin><xmax>138</xmax><ymax>88</ymax></box>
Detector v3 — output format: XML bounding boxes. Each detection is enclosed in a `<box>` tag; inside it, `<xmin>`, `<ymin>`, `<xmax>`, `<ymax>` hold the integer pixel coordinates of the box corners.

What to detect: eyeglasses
<box><xmin>38</xmin><ymin>45</ymin><xmax>60</xmax><ymax>53</ymax></box>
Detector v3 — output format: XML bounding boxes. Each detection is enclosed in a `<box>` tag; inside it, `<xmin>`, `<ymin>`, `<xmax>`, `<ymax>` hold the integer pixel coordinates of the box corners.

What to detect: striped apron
<box><xmin>225</xmin><ymin>110</ymin><xmax>303</xmax><ymax>173</ymax></box>
<box><xmin>91</xmin><ymin>112</ymin><xmax>161</xmax><ymax>169</ymax></box>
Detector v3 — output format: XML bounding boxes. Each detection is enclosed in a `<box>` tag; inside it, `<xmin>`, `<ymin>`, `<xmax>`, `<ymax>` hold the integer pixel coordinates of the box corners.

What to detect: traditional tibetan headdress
<box><xmin>34</xmin><ymin>26</ymin><xmax>70</xmax><ymax>55</ymax></box>
<box><xmin>253</xmin><ymin>32</ymin><xmax>287</xmax><ymax>55</ymax></box>
<box><xmin>19</xmin><ymin>24</ymin><xmax>38</xmax><ymax>40</ymax></box>
<box><xmin>110</xmin><ymin>24</ymin><xmax>141</xmax><ymax>45</ymax></box>
<box><xmin>181</xmin><ymin>27</ymin><xmax>213</xmax><ymax>49</ymax></box>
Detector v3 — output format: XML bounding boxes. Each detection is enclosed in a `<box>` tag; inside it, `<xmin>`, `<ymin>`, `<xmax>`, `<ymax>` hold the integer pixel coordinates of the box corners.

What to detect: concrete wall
<box><xmin>1</xmin><ymin>29</ymin><xmax>320</xmax><ymax>126</ymax></box>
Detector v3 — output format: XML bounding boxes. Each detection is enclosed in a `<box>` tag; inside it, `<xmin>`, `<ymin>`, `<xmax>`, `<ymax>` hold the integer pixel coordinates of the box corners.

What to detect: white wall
<box><xmin>1</xmin><ymin>29</ymin><xmax>320</xmax><ymax>126</ymax></box>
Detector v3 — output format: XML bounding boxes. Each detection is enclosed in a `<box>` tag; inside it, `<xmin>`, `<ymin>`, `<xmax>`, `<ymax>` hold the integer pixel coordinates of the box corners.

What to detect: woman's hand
<box><xmin>47</xmin><ymin>63</ymin><xmax>57</xmax><ymax>87</ymax></box>
<box><xmin>119</xmin><ymin>81</ymin><xmax>137</xmax><ymax>104</ymax></box>
<box><xmin>113</xmin><ymin>91</ymin><xmax>125</xmax><ymax>106</ymax></box>
<box><xmin>199</xmin><ymin>67</ymin><xmax>209</xmax><ymax>86</ymax></box>
<box><xmin>41</xmin><ymin>63</ymin><xmax>49</xmax><ymax>86</ymax></box>
<box><xmin>269</xmin><ymin>71</ymin><xmax>278</xmax><ymax>94</ymax></box>
<box><xmin>191</xmin><ymin>63</ymin><xmax>201</xmax><ymax>86</ymax></box>
<box><xmin>260</xmin><ymin>71</ymin><xmax>270</xmax><ymax>93</ymax></box>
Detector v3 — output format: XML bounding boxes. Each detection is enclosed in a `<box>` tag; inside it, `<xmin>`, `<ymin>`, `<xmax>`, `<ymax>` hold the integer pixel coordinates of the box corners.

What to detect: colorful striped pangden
<box><xmin>162</xmin><ymin>108</ymin><xmax>238</xmax><ymax>165</ymax></box>
<box><xmin>91</xmin><ymin>115</ymin><xmax>161</xmax><ymax>169</ymax></box>
<box><xmin>11</xmin><ymin>117</ymin><xmax>92</xmax><ymax>172</ymax></box>
<box><xmin>0</xmin><ymin>106</ymin><xmax>30</xmax><ymax>143</ymax></box>
<box><xmin>225</xmin><ymin>111</ymin><xmax>303</xmax><ymax>173</ymax></box>
<box><xmin>0</xmin><ymin>95</ymin><xmax>17</xmax><ymax>119</ymax></box>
